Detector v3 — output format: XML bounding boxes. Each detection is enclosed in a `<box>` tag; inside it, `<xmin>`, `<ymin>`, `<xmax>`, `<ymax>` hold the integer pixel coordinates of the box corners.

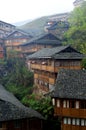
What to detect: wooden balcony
<box><xmin>62</xmin><ymin>124</ymin><xmax>86</xmax><ymax>130</ymax></box>
<box><xmin>31</xmin><ymin>64</ymin><xmax>55</xmax><ymax>72</ymax></box>
<box><xmin>49</xmin><ymin>78</ymin><xmax>56</xmax><ymax>84</ymax></box>
<box><xmin>54</xmin><ymin>107</ymin><xmax>86</xmax><ymax>118</ymax></box>
<box><xmin>55</xmin><ymin>66</ymin><xmax>81</xmax><ymax>72</ymax></box>
<box><xmin>31</xmin><ymin>63</ymin><xmax>81</xmax><ymax>73</ymax></box>
<box><xmin>31</xmin><ymin>64</ymin><xmax>41</xmax><ymax>70</ymax></box>
<box><xmin>34</xmin><ymin>73</ymin><xmax>55</xmax><ymax>84</ymax></box>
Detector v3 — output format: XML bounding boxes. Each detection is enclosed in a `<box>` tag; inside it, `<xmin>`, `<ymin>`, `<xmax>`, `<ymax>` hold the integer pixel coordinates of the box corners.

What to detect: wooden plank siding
<box><xmin>54</xmin><ymin>107</ymin><xmax>86</xmax><ymax>118</ymax></box>
<box><xmin>34</xmin><ymin>73</ymin><xmax>56</xmax><ymax>85</ymax></box>
<box><xmin>31</xmin><ymin>63</ymin><xmax>81</xmax><ymax>72</ymax></box>
<box><xmin>62</xmin><ymin>124</ymin><xmax>86</xmax><ymax>130</ymax></box>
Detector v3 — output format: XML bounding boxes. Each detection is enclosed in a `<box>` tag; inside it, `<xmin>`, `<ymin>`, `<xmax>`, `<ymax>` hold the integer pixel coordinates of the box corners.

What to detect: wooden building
<box><xmin>52</xmin><ymin>69</ymin><xmax>86</xmax><ymax>130</ymax></box>
<box><xmin>20</xmin><ymin>33</ymin><xmax>62</xmax><ymax>57</ymax></box>
<box><xmin>47</xmin><ymin>13</ymin><xmax>69</xmax><ymax>22</ymax></box>
<box><xmin>27</xmin><ymin>45</ymin><xmax>84</xmax><ymax>94</ymax></box>
<box><xmin>5</xmin><ymin>29</ymin><xmax>32</xmax><ymax>57</ymax></box>
<box><xmin>0</xmin><ymin>20</ymin><xmax>15</xmax><ymax>38</ymax></box>
<box><xmin>73</xmin><ymin>0</ymin><xmax>84</xmax><ymax>7</ymax></box>
<box><xmin>0</xmin><ymin>38</ymin><xmax>6</xmax><ymax>59</ymax></box>
<box><xmin>0</xmin><ymin>84</ymin><xmax>44</xmax><ymax>130</ymax></box>
<box><xmin>44</xmin><ymin>13</ymin><xmax>69</xmax><ymax>39</ymax></box>
<box><xmin>45</xmin><ymin>21</ymin><xmax>69</xmax><ymax>39</ymax></box>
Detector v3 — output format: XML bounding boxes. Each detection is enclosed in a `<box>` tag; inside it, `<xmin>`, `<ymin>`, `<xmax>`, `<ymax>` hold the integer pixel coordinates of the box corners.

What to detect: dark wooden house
<box><xmin>0</xmin><ymin>20</ymin><xmax>15</xmax><ymax>38</ymax></box>
<box><xmin>52</xmin><ymin>69</ymin><xmax>86</xmax><ymax>130</ymax></box>
<box><xmin>44</xmin><ymin>13</ymin><xmax>69</xmax><ymax>39</ymax></box>
<box><xmin>46</xmin><ymin>21</ymin><xmax>69</xmax><ymax>39</ymax></box>
<box><xmin>0</xmin><ymin>84</ymin><xmax>44</xmax><ymax>130</ymax></box>
<box><xmin>20</xmin><ymin>33</ymin><xmax>62</xmax><ymax>57</ymax></box>
<box><xmin>27</xmin><ymin>45</ymin><xmax>84</xmax><ymax>94</ymax></box>
<box><xmin>73</xmin><ymin>0</ymin><xmax>84</xmax><ymax>7</ymax></box>
<box><xmin>0</xmin><ymin>38</ymin><xmax>6</xmax><ymax>59</ymax></box>
<box><xmin>5</xmin><ymin>29</ymin><xmax>32</xmax><ymax>57</ymax></box>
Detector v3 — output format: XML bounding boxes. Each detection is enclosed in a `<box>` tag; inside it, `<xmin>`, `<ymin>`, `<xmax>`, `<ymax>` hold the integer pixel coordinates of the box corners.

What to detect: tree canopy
<box><xmin>64</xmin><ymin>1</ymin><xmax>86</xmax><ymax>54</ymax></box>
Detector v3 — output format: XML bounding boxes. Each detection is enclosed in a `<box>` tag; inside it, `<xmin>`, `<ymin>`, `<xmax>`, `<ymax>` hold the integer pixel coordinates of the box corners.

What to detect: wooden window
<box><xmin>52</xmin><ymin>98</ymin><xmax>55</xmax><ymax>106</ymax></box>
<box><xmin>14</xmin><ymin>120</ymin><xmax>21</xmax><ymax>128</ymax></box>
<box><xmin>63</xmin><ymin>118</ymin><xmax>67</xmax><ymax>124</ymax></box>
<box><xmin>55</xmin><ymin>61</ymin><xmax>60</xmax><ymax>67</ymax></box>
<box><xmin>80</xmin><ymin>101</ymin><xmax>86</xmax><ymax>109</ymax></box>
<box><xmin>72</xmin><ymin>118</ymin><xmax>76</xmax><ymax>125</ymax></box>
<box><xmin>70</xmin><ymin>100</ymin><xmax>75</xmax><ymax>108</ymax></box>
<box><xmin>0</xmin><ymin>122</ymin><xmax>2</xmax><ymax>128</ymax></box>
<box><xmin>76</xmin><ymin>119</ymin><xmax>80</xmax><ymax>125</ymax></box>
<box><xmin>67</xmin><ymin>100</ymin><xmax>69</xmax><ymax>108</ymax></box>
<box><xmin>56</xmin><ymin>100</ymin><xmax>60</xmax><ymax>107</ymax></box>
<box><xmin>75</xmin><ymin>101</ymin><xmax>79</xmax><ymax>109</ymax></box>
<box><xmin>68</xmin><ymin>118</ymin><xmax>71</xmax><ymax>124</ymax></box>
<box><xmin>85</xmin><ymin>120</ymin><xmax>86</xmax><ymax>126</ymax></box>
<box><xmin>81</xmin><ymin>119</ymin><xmax>84</xmax><ymax>126</ymax></box>
<box><xmin>63</xmin><ymin>100</ymin><xmax>66</xmax><ymax>108</ymax></box>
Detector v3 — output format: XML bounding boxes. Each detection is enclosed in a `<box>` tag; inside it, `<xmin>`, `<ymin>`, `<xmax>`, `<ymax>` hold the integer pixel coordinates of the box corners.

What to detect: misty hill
<box><xmin>18</xmin><ymin>13</ymin><xmax>69</xmax><ymax>37</ymax></box>
<box><xmin>18</xmin><ymin>16</ymin><xmax>49</xmax><ymax>36</ymax></box>
<box><xmin>14</xmin><ymin>19</ymin><xmax>33</xmax><ymax>26</ymax></box>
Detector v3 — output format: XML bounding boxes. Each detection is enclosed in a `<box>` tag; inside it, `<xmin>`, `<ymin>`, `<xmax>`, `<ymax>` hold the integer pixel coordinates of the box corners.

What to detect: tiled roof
<box><xmin>27</xmin><ymin>45</ymin><xmax>83</xmax><ymax>59</ymax></box>
<box><xmin>0</xmin><ymin>84</ymin><xmax>44</xmax><ymax>121</ymax></box>
<box><xmin>20</xmin><ymin>33</ymin><xmax>62</xmax><ymax>46</ymax></box>
<box><xmin>53</xmin><ymin>69</ymin><xmax>86</xmax><ymax>100</ymax></box>
<box><xmin>0</xmin><ymin>20</ymin><xmax>15</xmax><ymax>27</ymax></box>
<box><xmin>6</xmin><ymin>29</ymin><xmax>32</xmax><ymax>39</ymax></box>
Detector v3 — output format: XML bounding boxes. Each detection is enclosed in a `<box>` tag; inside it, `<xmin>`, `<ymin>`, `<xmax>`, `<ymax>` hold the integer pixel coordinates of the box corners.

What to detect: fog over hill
<box><xmin>17</xmin><ymin>13</ymin><xmax>69</xmax><ymax>37</ymax></box>
<box><xmin>13</xmin><ymin>19</ymin><xmax>33</xmax><ymax>26</ymax></box>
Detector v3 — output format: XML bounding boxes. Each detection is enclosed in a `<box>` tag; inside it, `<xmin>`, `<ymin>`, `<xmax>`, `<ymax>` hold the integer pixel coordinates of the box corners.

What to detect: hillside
<box><xmin>18</xmin><ymin>16</ymin><xmax>49</xmax><ymax>36</ymax></box>
<box><xmin>18</xmin><ymin>13</ymin><xmax>69</xmax><ymax>37</ymax></box>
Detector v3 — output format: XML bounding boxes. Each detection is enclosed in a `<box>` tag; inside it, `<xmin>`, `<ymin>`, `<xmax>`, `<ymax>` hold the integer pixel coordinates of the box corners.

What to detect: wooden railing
<box><xmin>31</xmin><ymin>64</ymin><xmax>55</xmax><ymax>72</ymax></box>
<box><xmin>31</xmin><ymin>64</ymin><xmax>81</xmax><ymax>72</ymax></box>
<box><xmin>34</xmin><ymin>73</ymin><xmax>55</xmax><ymax>85</ymax></box>
<box><xmin>62</xmin><ymin>124</ymin><xmax>86</xmax><ymax>130</ymax></box>
<box><xmin>54</xmin><ymin>107</ymin><xmax>86</xmax><ymax>118</ymax></box>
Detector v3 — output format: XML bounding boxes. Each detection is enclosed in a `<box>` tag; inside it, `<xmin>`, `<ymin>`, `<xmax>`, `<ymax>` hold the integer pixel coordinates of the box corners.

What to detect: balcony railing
<box><xmin>34</xmin><ymin>73</ymin><xmax>55</xmax><ymax>85</ymax></box>
<box><xmin>54</xmin><ymin>107</ymin><xmax>86</xmax><ymax>118</ymax></box>
<box><xmin>31</xmin><ymin>63</ymin><xmax>81</xmax><ymax>73</ymax></box>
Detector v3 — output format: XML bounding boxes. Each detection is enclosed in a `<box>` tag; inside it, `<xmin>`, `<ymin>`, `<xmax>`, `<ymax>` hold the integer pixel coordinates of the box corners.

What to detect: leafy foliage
<box><xmin>1</xmin><ymin>57</ymin><xmax>34</xmax><ymax>100</ymax></box>
<box><xmin>81</xmin><ymin>58</ymin><xmax>86</xmax><ymax>69</ymax></box>
<box><xmin>64</xmin><ymin>1</ymin><xmax>86</xmax><ymax>54</ymax></box>
<box><xmin>22</xmin><ymin>94</ymin><xmax>61</xmax><ymax>129</ymax></box>
<box><xmin>22</xmin><ymin>94</ymin><xmax>53</xmax><ymax>119</ymax></box>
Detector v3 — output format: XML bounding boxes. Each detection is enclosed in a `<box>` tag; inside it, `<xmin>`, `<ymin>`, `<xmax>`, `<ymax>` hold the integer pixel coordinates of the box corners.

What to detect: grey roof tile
<box><xmin>53</xmin><ymin>69</ymin><xmax>86</xmax><ymax>100</ymax></box>
<box><xmin>0</xmin><ymin>84</ymin><xmax>44</xmax><ymax>121</ymax></box>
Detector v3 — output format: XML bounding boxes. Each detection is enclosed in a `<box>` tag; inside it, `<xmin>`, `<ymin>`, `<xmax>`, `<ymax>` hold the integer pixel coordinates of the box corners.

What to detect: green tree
<box><xmin>22</xmin><ymin>94</ymin><xmax>61</xmax><ymax>130</ymax></box>
<box><xmin>81</xmin><ymin>58</ymin><xmax>86</xmax><ymax>69</ymax></box>
<box><xmin>2</xmin><ymin>57</ymin><xmax>34</xmax><ymax>100</ymax></box>
<box><xmin>64</xmin><ymin>1</ymin><xmax>86</xmax><ymax>54</ymax></box>
<box><xmin>22</xmin><ymin>94</ymin><xmax>53</xmax><ymax>119</ymax></box>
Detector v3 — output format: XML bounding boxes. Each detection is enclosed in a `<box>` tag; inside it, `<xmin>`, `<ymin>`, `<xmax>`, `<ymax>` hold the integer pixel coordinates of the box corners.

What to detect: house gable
<box><xmin>38</xmin><ymin>33</ymin><xmax>60</xmax><ymax>40</ymax></box>
<box><xmin>6</xmin><ymin>30</ymin><xmax>32</xmax><ymax>39</ymax></box>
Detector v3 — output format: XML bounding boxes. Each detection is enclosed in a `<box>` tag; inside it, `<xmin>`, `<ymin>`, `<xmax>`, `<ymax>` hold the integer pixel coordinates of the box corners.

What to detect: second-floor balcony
<box><xmin>54</xmin><ymin>107</ymin><xmax>86</xmax><ymax>118</ymax></box>
<box><xmin>31</xmin><ymin>63</ymin><xmax>81</xmax><ymax>73</ymax></box>
<box><xmin>34</xmin><ymin>73</ymin><xmax>56</xmax><ymax>85</ymax></box>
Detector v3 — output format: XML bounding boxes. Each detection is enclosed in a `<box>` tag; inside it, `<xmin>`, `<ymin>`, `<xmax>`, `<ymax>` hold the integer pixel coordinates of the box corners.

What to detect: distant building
<box><xmin>0</xmin><ymin>84</ymin><xmax>44</xmax><ymax>130</ymax></box>
<box><xmin>48</xmin><ymin>13</ymin><xmax>69</xmax><ymax>22</ymax></box>
<box><xmin>0</xmin><ymin>38</ymin><xmax>5</xmax><ymax>59</ymax></box>
<box><xmin>52</xmin><ymin>69</ymin><xmax>86</xmax><ymax>130</ymax></box>
<box><xmin>44</xmin><ymin>13</ymin><xmax>69</xmax><ymax>39</ymax></box>
<box><xmin>27</xmin><ymin>45</ymin><xmax>84</xmax><ymax>94</ymax></box>
<box><xmin>20</xmin><ymin>33</ymin><xmax>62</xmax><ymax>57</ymax></box>
<box><xmin>73</xmin><ymin>0</ymin><xmax>85</xmax><ymax>7</ymax></box>
<box><xmin>0</xmin><ymin>20</ymin><xmax>15</xmax><ymax>38</ymax></box>
<box><xmin>5</xmin><ymin>29</ymin><xmax>32</xmax><ymax>57</ymax></box>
